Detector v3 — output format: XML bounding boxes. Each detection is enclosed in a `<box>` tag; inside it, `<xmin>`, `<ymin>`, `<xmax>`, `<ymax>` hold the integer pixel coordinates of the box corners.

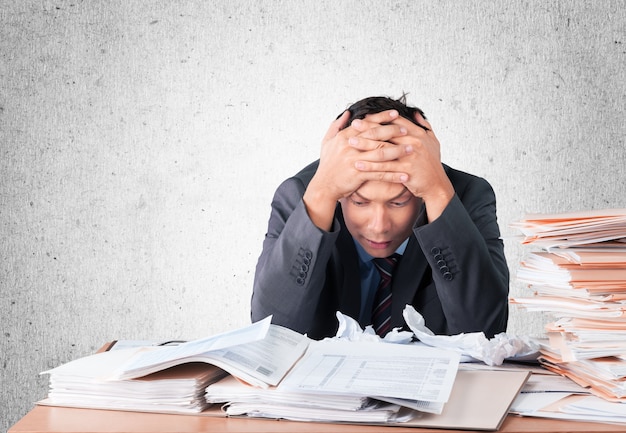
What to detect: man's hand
<box><xmin>303</xmin><ymin>110</ymin><xmax>410</xmax><ymax>231</ymax></box>
<box><xmin>353</xmin><ymin>111</ymin><xmax>455</xmax><ymax>222</ymax></box>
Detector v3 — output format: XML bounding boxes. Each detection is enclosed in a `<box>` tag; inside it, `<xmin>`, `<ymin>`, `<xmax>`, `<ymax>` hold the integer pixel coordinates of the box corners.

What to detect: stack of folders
<box><xmin>510</xmin><ymin>208</ymin><xmax>626</xmax><ymax>403</ymax></box>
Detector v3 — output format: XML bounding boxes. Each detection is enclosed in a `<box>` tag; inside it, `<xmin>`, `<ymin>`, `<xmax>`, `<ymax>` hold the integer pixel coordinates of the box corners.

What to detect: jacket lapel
<box><xmin>391</xmin><ymin>234</ymin><xmax>428</xmax><ymax>328</ymax></box>
<box><xmin>335</xmin><ymin>207</ymin><xmax>362</xmax><ymax>321</ymax></box>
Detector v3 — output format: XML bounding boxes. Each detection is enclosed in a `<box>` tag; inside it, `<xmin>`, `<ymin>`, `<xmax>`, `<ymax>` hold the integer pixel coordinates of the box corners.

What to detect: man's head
<box><xmin>338</xmin><ymin>95</ymin><xmax>426</xmax><ymax>258</ymax></box>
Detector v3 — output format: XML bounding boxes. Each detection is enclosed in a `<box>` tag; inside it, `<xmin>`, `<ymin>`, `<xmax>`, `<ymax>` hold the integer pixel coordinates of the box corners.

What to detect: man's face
<box><xmin>340</xmin><ymin>181</ymin><xmax>422</xmax><ymax>258</ymax></box>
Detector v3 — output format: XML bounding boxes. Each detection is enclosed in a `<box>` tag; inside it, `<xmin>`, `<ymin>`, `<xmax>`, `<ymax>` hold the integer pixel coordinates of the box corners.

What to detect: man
<box><xmin>251</xmin><ymin>95</ymin><xmax>509</xmax><ymax>340</ymax></box>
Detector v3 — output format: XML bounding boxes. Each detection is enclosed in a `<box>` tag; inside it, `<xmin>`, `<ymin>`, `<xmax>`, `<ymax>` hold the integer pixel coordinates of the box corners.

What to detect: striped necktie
<box><xmin>371</xmin><ymin>253</ymin><xmax>400</xmax><ymax>337</ymax></box>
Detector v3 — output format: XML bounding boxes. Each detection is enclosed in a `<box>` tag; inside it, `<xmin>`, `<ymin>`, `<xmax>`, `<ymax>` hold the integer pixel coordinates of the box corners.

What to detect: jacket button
<box><xmin>443</xmin><ymin>271</ymin><xmax>453</xmax><ymax>281</ymax></box>
<box><xmin>431</xmin><ymin>247</ymin><xmax>441</xmax><ymax>255</ymax></box>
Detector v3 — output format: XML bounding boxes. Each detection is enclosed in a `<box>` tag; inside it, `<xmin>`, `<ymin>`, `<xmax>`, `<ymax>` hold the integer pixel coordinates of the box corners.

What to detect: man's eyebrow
<box><xmin>352</xmin><ymin>187</ymin><xmax>411</xmax><ymax>202</ymax></box>
<box><xmin>351</xmin><ymin>190</ymin><xmax>369</xmax><ymax>201</ymax></box>
<box><xmin>389</xmin><ymin>187</ymin><xmax>412</xmax><ymax>202</ymax></box>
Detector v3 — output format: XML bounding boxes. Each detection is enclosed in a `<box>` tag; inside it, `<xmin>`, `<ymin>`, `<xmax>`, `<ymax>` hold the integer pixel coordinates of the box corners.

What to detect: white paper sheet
<box><xmin>278</xmin><ymin>339</ymin><xmax>459</xmax><ymax>404</ymax></box>
<box><xmin>110</xmin><ymin>316</ymin><xmax>272</xmax><ymax>380</ymax></box>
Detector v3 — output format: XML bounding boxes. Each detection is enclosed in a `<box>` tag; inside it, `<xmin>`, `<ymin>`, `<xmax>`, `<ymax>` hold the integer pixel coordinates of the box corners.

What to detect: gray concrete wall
<box><xmin>1</xmin><ymin>0</ymin><xmax>624</xmax><ymax>429</ymax></box>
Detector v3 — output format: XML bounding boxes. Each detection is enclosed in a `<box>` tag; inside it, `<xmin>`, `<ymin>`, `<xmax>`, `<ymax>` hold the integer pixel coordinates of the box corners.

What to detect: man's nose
<box><xmin>368</xmin><ymin>206</ymin><xmax>390</xmax><ymax>233</ymax></box>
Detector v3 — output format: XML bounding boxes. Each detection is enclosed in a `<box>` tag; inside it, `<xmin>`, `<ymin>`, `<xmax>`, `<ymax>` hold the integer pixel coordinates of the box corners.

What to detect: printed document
<box><xmin>279</xmin><ymin>340</ymin><xmax>460</xmax><ymax>405</ymax></box>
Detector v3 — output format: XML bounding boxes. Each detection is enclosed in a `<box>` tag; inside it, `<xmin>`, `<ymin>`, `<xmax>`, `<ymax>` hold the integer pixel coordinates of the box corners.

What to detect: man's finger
<box><xmin>362</xmin><ymin>109</ymin><xmax>400</xmax><ymax>124</ymax></box>
<box><xmin>357</xmin><ymin>124</ymin><xmax>407</xmax><ymax>141</ymax></box>
<box><xmin>349</xmin><ymin>139</ymin><xmax>406</xmax><ymax>157</ymax></box>
<box><xmin>352</xmin><ymin>168</ymin><xmax>409</xmax><ymax>184</ymax></box>
<box><xmin>413</xmin><ymin>112</ymin><xmax>432</xmax><ymax>131</ymax></box>
<box><xmin>323</xmin><ymin>110</ymin><xmax>350</xmax><ymax>141</ymax></box>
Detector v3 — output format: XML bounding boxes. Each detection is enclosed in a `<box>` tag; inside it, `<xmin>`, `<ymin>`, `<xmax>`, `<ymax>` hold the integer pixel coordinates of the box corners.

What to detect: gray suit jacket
<box><xmin>252</xmin><ymin>161</ymin><xmax>509</xmax><ymax>340</ymax></box>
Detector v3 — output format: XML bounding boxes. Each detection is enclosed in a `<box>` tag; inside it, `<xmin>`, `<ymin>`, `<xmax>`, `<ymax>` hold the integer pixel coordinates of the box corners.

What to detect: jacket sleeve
<box><xmin>251</xmin><ymin>176</ymin><xmax>339</xmax><ymax>333</ymax></box>
<box><xmin>413</xmin><ymin>175</ymin><xmax>509</xmax><ymax>337</ymax></box>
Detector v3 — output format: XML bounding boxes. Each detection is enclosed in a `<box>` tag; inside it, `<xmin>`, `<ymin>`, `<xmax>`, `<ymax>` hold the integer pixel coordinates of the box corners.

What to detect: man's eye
<box><xmin>390</xmin><ymin>201</ymin><xmax>408</xmax><ymax>207</ymax></box>
<box><xmin>351</xmin><ymin>199</ymin><xmax>367</xmax><ymax>206</ymax></box>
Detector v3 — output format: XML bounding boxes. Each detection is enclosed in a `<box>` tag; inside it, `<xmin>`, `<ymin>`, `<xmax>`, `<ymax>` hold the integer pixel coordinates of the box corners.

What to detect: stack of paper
<box><xmin>509</xmin><ymin>208</ymin><xmax>626</xmax><ymax>249</ymax></box>
<box><xmin>510</xmin><ymin>208</ymin><xmax>626</xmax><ymax>404</ymax></box>
<box><xmin>39</xmin><ymin>316</ymin><xmax>529</xmax><ymax>429</ymax></box>
<box><xmin>40</xmin><ymin>318</ymin><xmax>460</xmax><ymax>418</ymax></box>
<box><xmin>39</xmin><ymin>317</ymin><xmax>303</xmax><ymax>414</ymax></box>
<box><xmin>41</xmin><ymin>349</ymin><xmax>227</xmax><ymax>413</ymax></box>
<box><xmin>205</xmin><ymin>339</ymin><xmax>460</xmax><ymax>423</ymax></box>
<box><xmin>206</xmin><ymin>376</ymin><xmax>411</xmax><ymax>423</ymax></box>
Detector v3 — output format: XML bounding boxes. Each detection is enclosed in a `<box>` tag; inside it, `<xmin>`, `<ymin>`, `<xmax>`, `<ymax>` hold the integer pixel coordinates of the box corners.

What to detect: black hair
<box><xmin>340</xmin><ymin>94</ymin><xmax>429</xmax><ymax>131</ymax></box>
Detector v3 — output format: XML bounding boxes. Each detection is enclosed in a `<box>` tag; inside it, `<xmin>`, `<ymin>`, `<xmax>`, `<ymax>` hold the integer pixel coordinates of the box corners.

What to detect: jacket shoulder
<box><xmin>293</xmin><ymin>160</ymin><xmax>320</xmax><ymax>188</ymax></box>
<box><xmin>443</xmin><ymin>164</ymin><xmax>494</xmax><ymax>195</ymax></box>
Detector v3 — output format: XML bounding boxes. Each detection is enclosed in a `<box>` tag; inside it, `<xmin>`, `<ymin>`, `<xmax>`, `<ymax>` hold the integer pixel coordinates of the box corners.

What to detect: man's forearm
<box><xmin>414</xmin><ymin>193</ymin><xmax>509</xmax><ymax>337</ymax></box>
<box><xmin>252</xmin><ymin>193</ymin><xmax>338</xmax><ymax>333</ymax></box>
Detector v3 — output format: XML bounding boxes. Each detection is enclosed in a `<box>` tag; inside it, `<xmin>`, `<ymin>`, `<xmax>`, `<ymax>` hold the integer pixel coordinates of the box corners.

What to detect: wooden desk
<box><xmin>9</xmin><ymin>405</ymin><xmax>626</xmax><ymax>433</ymax></box>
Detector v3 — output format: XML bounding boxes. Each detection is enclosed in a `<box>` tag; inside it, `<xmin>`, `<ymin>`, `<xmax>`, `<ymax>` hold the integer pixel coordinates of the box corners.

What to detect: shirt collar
<box><xmin>354</xmin><ymin>238</ymin><xmax>409</xmax><ymax>264</ymax></box>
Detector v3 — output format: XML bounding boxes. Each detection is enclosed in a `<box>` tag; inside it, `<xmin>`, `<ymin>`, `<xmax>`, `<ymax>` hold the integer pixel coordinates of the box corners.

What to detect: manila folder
<box><xmin>399</xmin><ymin>369</ymin><xmax>530</xmax><ymax>431</ymax></box>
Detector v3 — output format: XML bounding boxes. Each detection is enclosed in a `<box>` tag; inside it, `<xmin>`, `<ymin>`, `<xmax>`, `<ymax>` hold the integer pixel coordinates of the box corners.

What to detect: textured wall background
<box><xmin>1</xmin><ymin>0</ymin><xmax>624</xmax><ymax>429</ymax></box>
